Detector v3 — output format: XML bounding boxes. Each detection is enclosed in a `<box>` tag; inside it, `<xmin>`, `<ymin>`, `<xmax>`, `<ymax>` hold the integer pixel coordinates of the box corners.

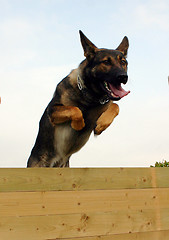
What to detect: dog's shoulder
<box><xmin>47</xmin><ymin>68</ymin><xmax>79</xmax><ymax>110</ymax></box>
<box><xmin>56</xmin><ymin>68</ymin><xmax>78</xmax><ymax>92</ymax></box>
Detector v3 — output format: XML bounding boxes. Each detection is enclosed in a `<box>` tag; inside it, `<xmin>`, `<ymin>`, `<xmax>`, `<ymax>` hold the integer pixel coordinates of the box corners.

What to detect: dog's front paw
<box><xmin>94</xmin><ymin>121</ymin><xmax>111</xmax><ymax>135</ymax></box>
<box><xmin>94</xmin><ymin>125</ymin><xmax>107</xmax><ymax>135</ymax></box>
<box><xmin>71</xmin><ymin>107</ymin><xmax>85</xmax><ymax>131</ymax></box>
<box><xmin>71</xmin><ymin>118</ymin><xmax>85</xmax><ymax>131</ymax></box>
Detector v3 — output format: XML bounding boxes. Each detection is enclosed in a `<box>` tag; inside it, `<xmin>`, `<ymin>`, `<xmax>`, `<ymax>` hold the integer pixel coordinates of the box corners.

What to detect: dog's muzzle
<box><xmin>117</xmin><ymin>73</ymin><xmax>128</xmax><ymax>85</ymax></box>
<box><xmin>102</xmin><ymin>72</ymin><xmax>130</xmax><ymax>101</ymax></box>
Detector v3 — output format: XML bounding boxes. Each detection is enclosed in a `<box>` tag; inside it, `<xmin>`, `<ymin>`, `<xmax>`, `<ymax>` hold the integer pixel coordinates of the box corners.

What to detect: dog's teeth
<box><xmin>104</xmin><ymin>81</ymin><xmax>108</xmax><ymax>88</ymax></box>
<box><xmin>104</xmin><ymin>81</ymin><xmax>111</xmax><ymax>92</ymax></box>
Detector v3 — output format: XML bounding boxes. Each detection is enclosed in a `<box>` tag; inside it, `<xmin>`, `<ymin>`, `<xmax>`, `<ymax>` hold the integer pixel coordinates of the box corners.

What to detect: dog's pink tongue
<box><xmin>109</xmin><ymin>83</ymin><xmax>130</xmax><ymax>98</ymax></box>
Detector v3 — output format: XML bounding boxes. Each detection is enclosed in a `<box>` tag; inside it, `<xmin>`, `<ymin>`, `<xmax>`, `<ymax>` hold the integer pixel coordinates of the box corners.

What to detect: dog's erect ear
<box><xmin>79</xmin><ymin>30</ymin><xmax>98</xmax><ymax>59</ymax></box>
<box><xmin>116</xmin><ymin>36</ymin><xmax>129</xmax><ymax>57</ymax></box>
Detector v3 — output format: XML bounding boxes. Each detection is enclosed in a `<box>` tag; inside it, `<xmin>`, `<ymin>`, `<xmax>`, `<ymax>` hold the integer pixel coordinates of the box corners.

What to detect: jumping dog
<box><xmin>27</xmin><ymin>31</ymin><xmax>130</xmax><ymax>167</ymax></box>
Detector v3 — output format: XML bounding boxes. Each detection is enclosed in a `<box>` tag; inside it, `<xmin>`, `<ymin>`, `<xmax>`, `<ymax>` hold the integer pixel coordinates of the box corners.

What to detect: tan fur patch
<box><xmin>51</xmin><ymin>106</ymin><xmax>85</xmax><ymax>131</ymax></box>
<box><xmin>94</xmin><ymin>102</ymin><xmax>119</xmax><ymax>135</ymax></box>
<box><xmin>69</xmin><ymin>69</ymin><xmax>78</xmax><ymax>87</ymax></box>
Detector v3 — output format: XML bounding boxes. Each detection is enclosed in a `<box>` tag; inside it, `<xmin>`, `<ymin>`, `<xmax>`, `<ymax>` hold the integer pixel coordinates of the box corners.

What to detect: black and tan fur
<box><xmin>27</xmin><ymin>31</ymin><xmax>129</xmax><ymax>167</ymax></box>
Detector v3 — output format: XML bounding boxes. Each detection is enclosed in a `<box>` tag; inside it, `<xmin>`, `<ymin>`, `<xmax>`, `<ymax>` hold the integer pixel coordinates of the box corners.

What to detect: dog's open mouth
<box><xmin>102</xmin><ymin>81</ymin><xmax>130</xmax><ymax>100</ymax></box>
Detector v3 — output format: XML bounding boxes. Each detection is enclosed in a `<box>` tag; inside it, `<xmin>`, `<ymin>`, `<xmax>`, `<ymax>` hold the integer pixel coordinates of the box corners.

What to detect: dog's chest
<box><xmin>53</xmin><ymin>104</ymin><xmax>108</xmax><ymax>159</ymax></box>
<box><xmin>53</xmin><ymin>123</ymin><xmax>92</xmax><ymax>158</ymax></box>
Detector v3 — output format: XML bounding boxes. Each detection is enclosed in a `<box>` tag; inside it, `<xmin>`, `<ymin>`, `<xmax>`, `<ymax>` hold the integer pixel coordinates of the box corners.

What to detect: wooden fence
<box><xmin>0</xmin><ymin>168</ymin><xmax>169</xmax><ymax>240</ymax></box>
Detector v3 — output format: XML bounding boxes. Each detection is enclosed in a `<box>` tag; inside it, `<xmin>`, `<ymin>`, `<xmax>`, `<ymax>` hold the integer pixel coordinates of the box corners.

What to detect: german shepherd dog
<box><xmin>27</xmin><ymin>31</ymin><xmax>130</xmax><ymax>167</ymax></box>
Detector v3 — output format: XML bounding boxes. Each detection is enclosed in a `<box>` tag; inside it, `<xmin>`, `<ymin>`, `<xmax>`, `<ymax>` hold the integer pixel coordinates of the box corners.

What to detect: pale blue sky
<box><xmin>1</xmin><ymin>0</ymin><xmax>169</xmax><ymax>167</ymax></box>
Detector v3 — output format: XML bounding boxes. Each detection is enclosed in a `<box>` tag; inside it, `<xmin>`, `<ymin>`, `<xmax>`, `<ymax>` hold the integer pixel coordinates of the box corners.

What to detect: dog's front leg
<box><xmin>49</xmin><ymin>106</ymin><xmax>85</xmax><ymax>131</ymax></box>
<box><xmin>94</xmin><ymin>102</ymin><xmax>119</xmax><ymax>135</ymax></box>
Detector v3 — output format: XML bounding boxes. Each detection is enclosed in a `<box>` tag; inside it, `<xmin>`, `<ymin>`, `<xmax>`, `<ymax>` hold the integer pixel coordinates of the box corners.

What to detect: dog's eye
<box><xmin>102</xmin><ymin>59</ymin><xmax>111</xmax><ymax>65</ymax></box>
<box><xmin>121</xmin><ymin>59</ymin><xmax>127</xmax><ymax>65</ymax></box>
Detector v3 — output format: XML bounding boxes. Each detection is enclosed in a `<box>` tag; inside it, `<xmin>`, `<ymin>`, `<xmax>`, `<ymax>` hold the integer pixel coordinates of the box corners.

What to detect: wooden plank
<box><xmin>155</xmin><ymin>168</ymin><xmax>169</xmax><ymax>188</ymax></box>
<box><xmin>1</xmin><ymin>188</ymin><xmax>169</xmax><ymax>217</ymax></box>
<box><xmin>53</xmin><ymin>230</ymin><xmax>169</xmax><ymax>240</ymax></box>
<box><xmin>1</xmin><ymin>168</ymin><xmax>169</xmax><ymax>192</ymax></box>
<box><xmin>0</xmin><ymin>209</ymin><xmax>169</xmax><ymax>240</ymax></box>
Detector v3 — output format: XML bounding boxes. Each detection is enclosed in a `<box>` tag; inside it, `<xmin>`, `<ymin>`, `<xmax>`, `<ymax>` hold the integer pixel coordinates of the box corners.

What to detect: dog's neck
<box><xmin>77</xmin><ymin>74</ymin><xmax>109</xmax><ymax>105</ymax></box>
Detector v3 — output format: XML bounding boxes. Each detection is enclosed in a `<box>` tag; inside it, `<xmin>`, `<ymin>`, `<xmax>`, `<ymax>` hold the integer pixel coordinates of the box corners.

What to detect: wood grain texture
<box><xmin>1</xmin><ymin>168</ymin><xmax>169</xmax><ymax>192</ymax></box>
<box><xmin>0</xmin><ymin>188</ymin><xmax>169</xmax><ymax>217</ymax></box>
<box><xmin>0</xmin><ymin>168</ymin><xmax>169</xmax><ymax>240</ymax></box>
<box><xmin>52</xmin><ymin>230</ymin><xmax>169</xmax><ymax>240</ymax></box>
<box><xmin>1</xmin><ymin>209</ymin><xmax>169</xmax><ymax>240</ymax></box>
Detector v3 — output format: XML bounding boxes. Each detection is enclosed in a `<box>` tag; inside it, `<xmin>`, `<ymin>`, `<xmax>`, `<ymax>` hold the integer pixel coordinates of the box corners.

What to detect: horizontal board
<box><xmin>1</xmin><ymin>188</ymin><xmax>169</xmax><ymax>217</ymax></box>
<box><xmin>0</xmin><ymin>209</ymin><xmax>169</xmax><ymax>240</ymax></box>
<box><xmin>55</xmin><ymin>230</ymin><xmax>169</xmax><ymax>240</ymax></box>
<box><xmin>56</xmin><ymin>230</ymin><xmax>169</xmax><ymax>240</ymax></box>
<box><xmin>0</xmin><ymin>168</ymin><xmax>169</xmax><ymax>192</ymax></box>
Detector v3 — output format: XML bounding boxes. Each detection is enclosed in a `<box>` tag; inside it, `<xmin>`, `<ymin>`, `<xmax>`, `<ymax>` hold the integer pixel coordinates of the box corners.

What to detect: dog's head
<box><xmin>79</xmin><ymin>31</ymin><xmax>130</xmax><ymax>101</ymax></box>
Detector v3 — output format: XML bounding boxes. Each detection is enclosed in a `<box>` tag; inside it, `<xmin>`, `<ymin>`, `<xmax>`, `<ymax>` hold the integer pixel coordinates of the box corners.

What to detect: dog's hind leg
<box><xmin>60</xmin><ymin>157</ymin><xmax>70</xmax><ymax>167</ymax></box>
<box><xmin>94</xmin><ymin>102</ymin><xmax>119</xmax><ymax>135</ymax></box>
<box><xmin>51</xmin><ymin>157</ymin><xmax>70</xmax><ymax>167</ymax></box>
<box><xmin>27</xmin><ymin>155</ymin><xmax>50</xmax><ymax>167</ymax></box>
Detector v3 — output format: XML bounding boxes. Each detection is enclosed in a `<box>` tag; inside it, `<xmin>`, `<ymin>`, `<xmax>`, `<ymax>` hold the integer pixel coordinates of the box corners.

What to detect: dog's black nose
<box><xmin>117</xmin><ymin>74</ymin><xmax>128</xmax><ymax>84</ymax></box>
